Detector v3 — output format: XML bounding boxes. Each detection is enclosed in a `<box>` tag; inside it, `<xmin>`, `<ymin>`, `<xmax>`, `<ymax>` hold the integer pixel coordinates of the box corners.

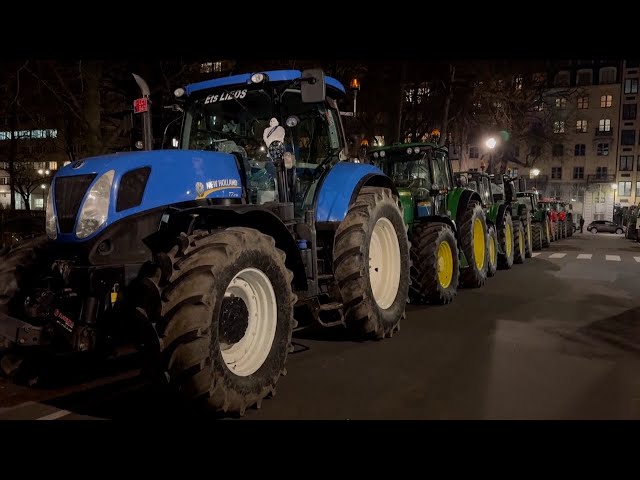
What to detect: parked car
<box><xmin>586</xmin><ymin>220</ymin><xmax>625</xmax><ymax>234</ymax></box>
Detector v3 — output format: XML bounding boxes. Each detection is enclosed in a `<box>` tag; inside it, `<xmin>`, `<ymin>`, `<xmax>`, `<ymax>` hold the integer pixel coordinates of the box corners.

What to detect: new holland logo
<box><xmin>72</xmin><ymin>160</ymin><xmax>85</xmax><ymax>169</ymax></box>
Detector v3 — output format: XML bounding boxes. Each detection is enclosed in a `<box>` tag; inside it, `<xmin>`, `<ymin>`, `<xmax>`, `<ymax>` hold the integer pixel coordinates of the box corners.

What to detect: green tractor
<box><xmin>454</xmin><ymin>171</ymin><xmax>526</xmax><ymax>277</ymax></box>
<box><xmin>516</xmin><ymin>190</ymin><xmax>552</xmax><ymax>250</ymax></box>
<box><xmin>367</xmin><ymin>143</ymin><xmax>488</xmax><ymax>305</ymax></box>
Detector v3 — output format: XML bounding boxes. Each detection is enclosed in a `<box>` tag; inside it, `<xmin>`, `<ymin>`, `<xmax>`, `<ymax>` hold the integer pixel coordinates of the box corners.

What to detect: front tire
<box><xmin>616</xmin><ymin>228</ymin><xmax>623</xmax><ymax>234</ymax></box>
<box><xmin>141</xmin><ymin>227</ymin><xmax>295</xmax><ymax>416</ymax></box>
<box><xmin>410</xmin><ymin>223</ymin><xmax>459</xmax><ymax>304</ymax></box>
<box><xmin>333</xmin><ymin>187</ymin><xmax>410</xmax><ymax>339</ymax></box>
<box><xmin>458</xmin><ymin>201</ymin><xmax>488</xmax><ymax>288</ymax></box>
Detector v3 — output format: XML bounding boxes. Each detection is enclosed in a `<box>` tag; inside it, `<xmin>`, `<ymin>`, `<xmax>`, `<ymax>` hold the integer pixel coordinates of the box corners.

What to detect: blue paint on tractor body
<box><xmin>53</xmin><ymin>150</ymin><xmax>242</xmax><ymax>242</ymax></box>
<box><xmin>315</xmin><ymin>162</ymin><xmax>384</xmax><ymax>222</ymax></box>
<box><xmin>185</xmin><ymin>70</ymin><xmax>346</xmax><ymax>96</ymax></box>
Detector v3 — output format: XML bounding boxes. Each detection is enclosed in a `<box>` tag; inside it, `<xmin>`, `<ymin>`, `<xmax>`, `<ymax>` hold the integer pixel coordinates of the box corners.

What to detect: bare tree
<box><xmin>11</xmin><ymin>160</ymin><xmax>52</xmax><ymax>212</ymax></box>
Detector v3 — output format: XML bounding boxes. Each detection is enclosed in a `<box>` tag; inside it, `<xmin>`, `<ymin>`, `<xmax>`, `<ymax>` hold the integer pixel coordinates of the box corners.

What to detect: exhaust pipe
<box><xmin>132</xmin><ymin>73</ymin><xmax>153</xmax><ymax>151</ymax></box>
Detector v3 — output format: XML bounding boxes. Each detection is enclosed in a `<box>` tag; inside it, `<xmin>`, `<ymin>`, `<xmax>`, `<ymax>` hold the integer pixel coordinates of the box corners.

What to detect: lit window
<box><xmin>600</xmin><ymin>95</ymin><xmax>613</xmax><ymax>108</ymax></box>
<box><xmin>624</xmin><ymin>78</ymin><xmax>638</xmax><ymax>94</ymax></box>
<box><xmin>200</xmin><ymin>62</ymin><xmax>213</xmax><ymax>73</ymax></box>
<box><xmin>213</xmin><ymin>61</ymin><xmax>222</xmax><ymax>72</ymax></box>
<box><xmin>618</xmin><ymin>181</ymin><xmax>632</xmax><ymax>196</ymax></box>
<box><xmin>576</xmin><ymin>120</ymin><xmax>588</xmax><ymax>133</ymax></box>
<box><xmin>598</xmin><ymin>119</ymin><xmax>611</xmax><ymax>132</ymax></box>
<box><xmin>555</xmin><ymin>98</ymin><xmax>567</xmax><ymax>109</ymax></box>
<box><xmin>553</xmin><ymin>121</ymin><xmax>565</xmax><ymax>133</ymax></box>
<box><xmin>577</xmin><ymin>96</ymin><xmax>589</xmax><ymax>109</ymax></box>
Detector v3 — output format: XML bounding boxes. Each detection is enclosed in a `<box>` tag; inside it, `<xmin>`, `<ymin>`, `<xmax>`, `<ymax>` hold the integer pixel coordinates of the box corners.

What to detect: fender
<box><xmin>448</xmin><ymin>188</ymin><xmax>482</xmax><ymax>226</ymax></box>
<box><xmin>418</xmin><ymin>215</ymin><xmax>457</xmax><ymax>235</ymax></box>
<box><xmin>497</xmin><ymin>203</ymin><xmax>512</xmax><ymax>226</ymax></box>
<box><xmin>150</xmin><ymin>205</ymin><xmax>308</xmax><ymax>292</ymax></box>
<box><xmin>315</xmin><ymin>162</ymin><xmax>395</xmax><ymax>223</ymax></box>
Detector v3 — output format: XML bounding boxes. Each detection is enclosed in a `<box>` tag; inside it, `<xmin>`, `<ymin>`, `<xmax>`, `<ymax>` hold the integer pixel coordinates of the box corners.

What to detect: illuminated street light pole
<box><xmin>611</xmin><ymin>183</ymin><xmax>618</xmax><ymax>222</ymax></box>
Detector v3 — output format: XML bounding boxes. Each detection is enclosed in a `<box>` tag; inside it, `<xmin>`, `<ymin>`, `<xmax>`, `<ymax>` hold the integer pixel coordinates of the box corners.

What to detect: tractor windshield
<box><xmin>181</xmin><ymin>86</ymin><xmax>343</xmax><ymax>208</ymax></box>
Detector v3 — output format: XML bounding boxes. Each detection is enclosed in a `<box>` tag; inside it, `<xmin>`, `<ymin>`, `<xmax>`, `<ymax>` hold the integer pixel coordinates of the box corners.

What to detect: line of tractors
<box><xmin>0</xmin><ymin>68</ymin><xmax>576</xmax><ymax>416</ymax></box>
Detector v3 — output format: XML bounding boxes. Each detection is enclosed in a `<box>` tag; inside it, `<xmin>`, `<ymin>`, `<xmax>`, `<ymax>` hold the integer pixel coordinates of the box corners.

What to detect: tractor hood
<box><xmin>51</xmin><ymin>149</ymin><xmax>243</xmax><ymax>242</ymax></box>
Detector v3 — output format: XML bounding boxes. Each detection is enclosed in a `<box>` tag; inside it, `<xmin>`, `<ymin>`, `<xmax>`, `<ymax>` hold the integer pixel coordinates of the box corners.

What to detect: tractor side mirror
<box><xmin>301</xmin><ymin>69</ymin><xmax>326</xmax><ymax>103</ymax></box>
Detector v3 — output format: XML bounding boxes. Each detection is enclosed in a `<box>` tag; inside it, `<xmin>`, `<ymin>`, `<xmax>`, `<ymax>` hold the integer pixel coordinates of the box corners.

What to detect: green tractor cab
<box><xmin>516</xmin><ymin>190</ymin><xmax>552</xmax><ymax>249</ymax></box>
<box><xmin>368</xmin><ymin>143</ymin><xmax>488</xmax><ymax>305</ymax></box>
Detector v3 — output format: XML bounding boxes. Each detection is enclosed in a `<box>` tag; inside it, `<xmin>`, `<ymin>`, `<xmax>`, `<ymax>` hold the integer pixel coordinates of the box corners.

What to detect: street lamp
<box><xmin>485</xmin><ymin>137</ymin><xmax>497</xmax><ymax>149</ymax></box>
<box><xmin>531</xmin><ymin>168</ymin><xmax>540</xmax><ymax>177</ymax></box>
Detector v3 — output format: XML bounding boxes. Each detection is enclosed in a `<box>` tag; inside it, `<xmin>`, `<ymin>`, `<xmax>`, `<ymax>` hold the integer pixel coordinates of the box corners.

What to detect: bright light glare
<box><xmin>485</xmin><ymin>137</ymin><xmax>497</xmax><ymax>149</ymax></box>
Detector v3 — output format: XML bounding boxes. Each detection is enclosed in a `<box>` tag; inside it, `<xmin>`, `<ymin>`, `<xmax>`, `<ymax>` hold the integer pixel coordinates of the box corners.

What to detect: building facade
<box><xmin>453</xmin><ymin>60</ymin><xmax>623</xmax><ymax>226</ymax></box>
<box><xmin>614</xmin><ymin>60</ymin><xmax>640</xmax><ymax>221</ymax></box>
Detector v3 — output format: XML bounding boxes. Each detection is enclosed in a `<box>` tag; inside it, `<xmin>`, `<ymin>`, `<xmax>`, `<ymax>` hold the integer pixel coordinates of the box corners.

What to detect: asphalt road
<box><xmin>2</xmin><ymin>231</ymin><xmax>640</xmax><ymax>420</ymax></box>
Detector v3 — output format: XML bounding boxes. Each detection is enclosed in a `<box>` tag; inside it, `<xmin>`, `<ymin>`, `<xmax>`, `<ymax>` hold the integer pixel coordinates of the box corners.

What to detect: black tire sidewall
<box><xmin>208</xmin><ymin>247</ymin><xmax>293</xmax><ymax>393</ymax></box>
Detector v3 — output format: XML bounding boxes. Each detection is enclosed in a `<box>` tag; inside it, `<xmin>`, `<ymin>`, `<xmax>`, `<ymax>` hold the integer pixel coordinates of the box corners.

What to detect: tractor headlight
<box><xmin>76</xmin><ymin>170</ymin><xmax>115</xmax><ymax>239</ymax></box>
<box><xmin>45</xmin><ymin>187</ymin><xmax>57</xmax><ymax>240</ymax></box>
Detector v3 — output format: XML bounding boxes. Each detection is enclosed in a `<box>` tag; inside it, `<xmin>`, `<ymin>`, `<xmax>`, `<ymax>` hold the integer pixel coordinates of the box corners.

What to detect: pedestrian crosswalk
<box><xmin>531</xmin><ymin>252</ymin><xmax>640</xmax><ymax>262</ymax></box>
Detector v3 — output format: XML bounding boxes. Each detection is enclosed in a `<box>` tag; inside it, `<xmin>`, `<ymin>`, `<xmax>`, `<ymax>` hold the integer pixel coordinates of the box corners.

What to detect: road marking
<box><xmin>577</xmin><ymin>254</ymin><xmax>592</xmax><ymax>260</ymax></box>
<box><xmin>634</xmin><ymin>256</ymin><xmax>640</xmax><ymax>263</ymax></box>
<box><xmin>37</xmin><ymin>409</ymin><xmax>71</xmax><ymax>421</ymax></box>
<box><xmin>605</xmin><ymin>255</ymin><xmax>621</xmax><ymax>262</ymax></box>
<box><xmin>531</xmin><ymin>252</ymin><xmax>541</xmax><ymax>257</ymax></box>
<box><xmin>549</xmin><ymin>253</ymin><xmax>566</xmax><ymax>258</ymax></box>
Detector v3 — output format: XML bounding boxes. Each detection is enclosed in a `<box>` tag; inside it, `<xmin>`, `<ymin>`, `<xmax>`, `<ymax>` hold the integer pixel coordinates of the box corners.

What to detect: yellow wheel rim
<box><xmin>546</xmin><ymin>222</ymin><xmax>551</xmax><ymax>241</ymax></box>
<box><xmin>519</xmin><ymin>230</ymin><xmax>524</xmax><ymax>256</ymax></box>
<box><xmin>527</xmin><ymin>223</ymin><xmax>532</xmax><ymax>251</ymax></box>
<box><xmin>472</xmin><ymin>218</ymin><xmax>485</xmax><ymax>270</ymax></box>
<box><xmin>505</xmin><ymin>223</ymin><xmax>513</xmax><ymax>257</ymax></box>
<box><xmin>437</xmin><ymin>240</ymin><xmax>454</xmax><ymax>289</ymax></box>
<box><xmin>490</xmin><ymin>234</ymin><xmax>497</xmax><ymax>266</ymax></box>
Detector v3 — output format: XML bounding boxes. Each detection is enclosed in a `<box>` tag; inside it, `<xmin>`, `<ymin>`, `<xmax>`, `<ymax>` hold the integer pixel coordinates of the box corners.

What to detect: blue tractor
<box><xmin>0</xmin><ymin>69</ymin><xmax>410</xmax><ymax>414</ymax></box>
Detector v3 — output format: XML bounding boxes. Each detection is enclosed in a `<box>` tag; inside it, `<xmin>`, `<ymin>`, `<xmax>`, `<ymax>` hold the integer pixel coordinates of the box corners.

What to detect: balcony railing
<box><xmin>587</xmin><ymin>174</ymin><xmax>616</xmax><ymax>183</ymax></box>
<box><xmin>595</xmin><ymin>128</ymin><xmax>613</xmax><ymax>137</ymax></box>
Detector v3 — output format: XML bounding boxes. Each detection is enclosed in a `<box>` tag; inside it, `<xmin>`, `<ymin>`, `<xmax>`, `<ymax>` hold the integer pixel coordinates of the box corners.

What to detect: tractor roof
<box><xmin>185</xmin><ymin>70</ymin><xmax>346</xmax><ymax>96</ymax></box>
<box><xmin>367</xmin><ymin>142</ymin><xmax>446</xmax><ymax>155</ymax></box>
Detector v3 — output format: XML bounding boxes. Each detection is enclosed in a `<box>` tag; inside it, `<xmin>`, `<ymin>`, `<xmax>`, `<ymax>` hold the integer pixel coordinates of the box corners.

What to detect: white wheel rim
<box><xmin>219</xmin><ymin>267</ymin><xmax>277</xmax><ymax>377</ymax></box>
<box><xmin>369</xmin><ymin>217</ymin><xmax>401</xmax><ymax>310</ymax></box>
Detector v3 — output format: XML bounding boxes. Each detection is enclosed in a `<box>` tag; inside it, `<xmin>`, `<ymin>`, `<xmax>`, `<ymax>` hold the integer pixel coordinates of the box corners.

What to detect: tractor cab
<box><xmin>367</xmin><ymin>142</ymin><xmax>453</xmax><ymax>224</ymax></box>
<box><xmin>455</xmin><ymin>171</ymin><xmax>494</xmax><ymax>208</ymax></box>
<box><xmin>172</xmin><ymin>69</ymin><xmax>349</xmax><ymax>217</ymax></box>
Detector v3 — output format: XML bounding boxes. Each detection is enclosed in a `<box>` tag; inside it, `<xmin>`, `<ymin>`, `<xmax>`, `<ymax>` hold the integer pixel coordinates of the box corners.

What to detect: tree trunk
<box><xmin>22</xmin><ymin>193</ymin><xmax>30</xmax><ymax>212</ymax></box>
<box><xmin>395</xmin><ymin>61</ymin><xmax>407</xmax><ymax>143</ymax></box>
<box><xmin>439</xmin><ymin>64</ymin><xmax>455</xmax><ymax>147</ymax></box>
<box><xmin>8</xmin><ymin>79</ymin><xmax>17</xmax><ymax>211</ymax></box>
<box><xmin>83</xmin><ymin>60</ymin><xmax>103</xmax><ymax>156</ymax></box>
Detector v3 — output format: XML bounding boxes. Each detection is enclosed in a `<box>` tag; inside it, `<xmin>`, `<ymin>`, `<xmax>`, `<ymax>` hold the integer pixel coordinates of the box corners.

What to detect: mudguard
<box><xmin>448</xmin><ymin>188</ymin><xmax>482</xmax><ymax>226</ymax></box>
<box><xmin>315</xmin><ymin>162</ymin><xmax>390</xmax><ymax>223</ymax></box>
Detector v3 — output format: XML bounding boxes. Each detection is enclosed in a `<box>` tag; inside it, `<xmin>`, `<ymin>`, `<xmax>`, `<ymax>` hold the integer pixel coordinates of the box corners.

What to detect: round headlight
<box><xmin>414</xmin><ymin>147</ymin><xmax>420</xmax><ymax>154</ymax></box>
<box><xmin>285</xmin><ymin>115</ymin><xmax>299</xmax><ymax>127</ymax></box>
<box><xmin>373</xmin><ymin>152</ymin><xmax>379</xmax><ymax>158</ymax></box>
<box><xmin>174</xmin><ymin>87</ymin><xmax>185</xmax><ymax>98</ymax></box>
<box><xmin>406</xmin><ymin>147</ymin><xmax>413</xmax><ymax>154</ymax></box>
<box><xmin>380</xmin><ymin>151</ymin><xmax>386</xmax><ymax>158</ymax></box>
<box><xmin>251</xmin><ymin>73</ymin><xmax>266</xmax><ymax>84</ymax></box>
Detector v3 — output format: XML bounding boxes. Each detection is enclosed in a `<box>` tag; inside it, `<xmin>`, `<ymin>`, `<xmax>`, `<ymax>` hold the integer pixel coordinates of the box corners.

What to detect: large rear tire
<box><xmin>333</xmin><ymin>187</ymin><xmax>410</xmax><ymax>339</ymax></box>
<box><xmin>543</xmin><ymin>217</ymin><xmax>551</xmax><ymax>247</ymax></box>
<box><xmin>532</xmin><ymin>222</ymin><xmax>543</xmax><ymax>251</ymax></box>
<box><xmin>513</xmin><ymin>220</ymin><xmax>525</xmax><ymax>264</ymax></box>
<box><xmin>458</xmin><ymin>201</ymin><xmax>488</xmax><ymax>288</ymax></box>
<box><xmin>524</xmin><ymin>216</ymin><xmax>533</xmax><ymax>258</ymax></box>
<box><xmin>140</xmin><ymin>227</ymin><xmax>295</xmax><ymax>416</ymax></box>
<box><xmin>487</xmin><ymin>225</ymin><xmax>498</xmax><ymax>277</ymax></box>
<box><xmin>498</xmin><ymin>211</ymin><xmax>515</xmax><ymax>270</ymax></box>
<box><xmin>410</xmin><ymin>223</ymin><xmax>459</xmax><ymax>304</ymax></box>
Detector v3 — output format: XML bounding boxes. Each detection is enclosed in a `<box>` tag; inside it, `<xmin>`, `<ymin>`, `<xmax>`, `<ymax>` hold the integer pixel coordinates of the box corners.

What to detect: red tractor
<box><xmin>539</xmin><ymin>198</ymin><xmax>573</xmax><ymax>241</ymax></box>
